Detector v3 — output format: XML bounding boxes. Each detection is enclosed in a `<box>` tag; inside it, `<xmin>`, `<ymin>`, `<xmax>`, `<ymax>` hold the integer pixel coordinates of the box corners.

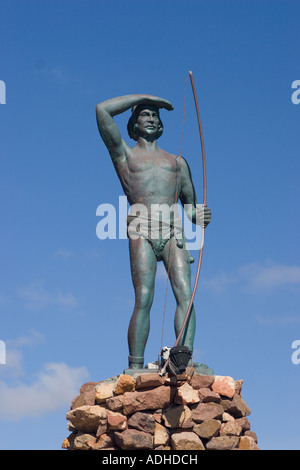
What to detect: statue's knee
<box><xmin>136</xmin><ymin>286</ymin><xmax>153</xmax><ymax>310</ymax></box>
<box><xmin>177</xmin><ymin>289</ymin><xmax>192</xmax><ymax>306</ymax></box>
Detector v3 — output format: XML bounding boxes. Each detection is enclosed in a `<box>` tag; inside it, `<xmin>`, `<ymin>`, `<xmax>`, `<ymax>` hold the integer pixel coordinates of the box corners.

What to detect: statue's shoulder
<box><xmin>159</xmin><ymin>149</ymin><xmax>179</xmax><ymax>160</ymax></box>
<box><xmin>178</xmin><ymin>155</ymin><xmax>190</xmax><ymax>169</ymax></box>
<box><xmin>176</xmin><ymin>155</ymin><xmax>193</xmax><ymax>180</ymax></box>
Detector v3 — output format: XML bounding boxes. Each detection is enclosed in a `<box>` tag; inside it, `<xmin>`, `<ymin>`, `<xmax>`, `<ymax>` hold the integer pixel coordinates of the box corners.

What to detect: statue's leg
<box><xmin>127</xmin><ymin>237</ymin><xmax>157</xmax><ymax>369</ymax></box>
<box><xmin>162</xmin><ymin>239</ymin><xmax>196</xmax><ymax>353</ymax></box>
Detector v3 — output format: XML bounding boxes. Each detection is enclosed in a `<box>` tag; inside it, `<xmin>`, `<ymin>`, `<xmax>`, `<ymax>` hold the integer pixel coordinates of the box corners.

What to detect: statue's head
<box><xmin>127</xmin><ymin>104</ymin><xmax>164</xmax><ymax>141</ymax></box>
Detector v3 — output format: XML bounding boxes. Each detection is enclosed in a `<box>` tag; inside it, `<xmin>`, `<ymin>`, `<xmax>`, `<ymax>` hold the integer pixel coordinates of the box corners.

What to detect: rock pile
<box><xmin>62</xmin><ymin>372</ymin><xmax>259</xmax><ymax>450</ymax></box>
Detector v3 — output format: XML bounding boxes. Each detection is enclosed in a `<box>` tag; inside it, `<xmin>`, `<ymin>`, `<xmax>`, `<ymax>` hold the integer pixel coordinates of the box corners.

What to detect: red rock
<box><xmin>114</xmin><ymin>429</ymin><xmax>153</xmax><ymax>450</ymax></box>
<box><xmin>88</xmin><ymin>433</ymin><xmax>114</xmax><ymax>450</ymax></box>
<box><xmin>191</xmin><ymin>403</ymin><xmax>223</xmax><ymax>423</ymax></box>
<box><xmin>127</xmin><ymin>411</ymin><xmax>156</xmax><ymax>434</ymax></box>
<box><xmin>171</xmin><ymin>431</ymin><xmax>205</xmax><ymax>450</ymax></box>
<box><xmin>221</xmin><ymin>394</ymin><xmax>251</xmax><ymax>418</ymax></box>
<box><xmin>154</xmin><ymin>422</ymin><xmax>170</xmax><ymax>447</ymax></box>
<box><xmin>236</xmin><ymin>417</ymin><xmax>251</xmax><ymax>431</ymax></box>
<box><xmin>235</xmin><ymin>379</ymin><xmax>244</xmax><ymax>395</ymax></box>
<box><xmin>198</xmin><ymin>387</ymin><xmax>221</xmax><ymax>403</ymax></box>
<box><xmin>71</xmin><ymin>382</ymin><xmax>97</xmax><ymax>409</ymax></box>
<box><xmin>106</xmin><ymin>395</ymin><xmax>124</xmax><ymax>412</ymax></box>
<box><xmin>122</xmin><ymin>386</ymin><xmax>171</xmax><ymax>415</ymax></box>
<box><xmin>135</xmin><ymin>373</ymin><xmax>165</xmax><ymax>389</ymax></box>
<box><xmin>174</xmin><ymin>383</ymin><xmax>200</xmax><ymax>405</ymax></box>
<box><xmin>106</xmin><ymin>410</ymin><xmax>127</xmax><ymax>431</ymax></box>
<box><xmin>189</xmin><ymin>374</ymin><xmax>214</xmax><ymax>390</ymax></box>
<box><xmin>80</xmin><ymin>382</ymin><xmax>98</xmax><ymax>393</ymax></box>
<box><xmin>212</xmin><ymin>376</ymin><xmax>235</xmax><ymax>398</ymax></box>
<box><xmin>66</xmin><ymin>405</ymin><xmax>107</xmax><ymax>433</ymax></box>
<box><xmin>206</xmin><ymin>436</ymin><xmax>239</xmax><ymax>450</ymax></box>
<box><xmin>222</xmin><ymin>412</ymin><xmax>235</xmax><ymax>422</ymax></box>
<box><xmin>71</xmin><ymin>388</ymin><xmax>96</xmax><ymax>409</ymax></box>
<box><xmin>62</xmin><ymin>433</ymin><xmax>75</xmax><ymax>449</ymax></box>
<box><xmin>193</xmin><ymin>419</ymin><xmax>221</xmax><ymax>439</ymax></box>
<box><xmin>71</xmin><ymin>395</ymin><xmax>83</xmax><ymax>409</ymax></box>
<box><xmin>162</xmin><ymin>405</ymin><xmax>193</xmax><ymax>429</ymax></box>
<box><xmin>153</xmin><ymin>410</ymin><xmax>162</xmax><ymax>423</ymax></box>
<box><xmin>96</xmin><ymin>420</ymin><xmax>108</xmax><ymax>437</ymax></box>
<box><xmin>239</xmin><ymin>435</ymin><xmax>259</xmax><ymax>450</ymax></box>
<box><xmin>113</xmin><ymin>374</ymin><xmax>135</xmax><ymax>395</ymax></box>
<box><xmin>73</xmin><ymin>432</ymin><xmax>96</xmax><ymax>450</ymax></box>
<box><xmin>244</xmin><ymin>430</ymin><xmax>258</xmax><ymax>442</ymax></box>
<box><xmin>95</xmin><ymin>382</ymin><xmax>115</xmax><ymax>404</ymax></box>
<box><xmin>220</xmin><ymin>420</ymin><xmax>242</xmax><ymax>436</ymax></box>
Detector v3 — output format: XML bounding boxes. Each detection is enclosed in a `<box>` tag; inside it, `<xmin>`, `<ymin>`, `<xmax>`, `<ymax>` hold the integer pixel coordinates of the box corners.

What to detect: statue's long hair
<box><xmin>127</xmin><ymin>104</ymin><xmax>164</xmax><ymax>141</ymax></box>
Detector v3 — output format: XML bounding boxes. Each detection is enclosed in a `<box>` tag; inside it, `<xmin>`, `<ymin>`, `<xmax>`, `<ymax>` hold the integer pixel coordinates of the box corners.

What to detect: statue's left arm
<box><xmin>179</xmin><ymin>157</ymin><xmax>211</xmax><ymax>228</ymax></box>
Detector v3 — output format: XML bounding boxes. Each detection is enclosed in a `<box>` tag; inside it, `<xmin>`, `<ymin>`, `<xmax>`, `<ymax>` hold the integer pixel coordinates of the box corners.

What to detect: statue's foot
<box><xmin>128</xmin><ymin>355</ymin><xmax>144</xmax><ymax>370</ymax></box>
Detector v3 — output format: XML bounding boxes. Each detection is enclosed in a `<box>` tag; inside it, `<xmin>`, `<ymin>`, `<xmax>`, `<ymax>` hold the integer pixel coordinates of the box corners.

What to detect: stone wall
<box><xmin>62</xmin><ymin>372</ymin><xmax>259</xmax><ymax>451</ymax></box>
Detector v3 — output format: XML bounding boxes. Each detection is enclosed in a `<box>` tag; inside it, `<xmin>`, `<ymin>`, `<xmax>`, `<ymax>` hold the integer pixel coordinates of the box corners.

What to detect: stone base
<box><xmin>63</xmin><ymin>371</ymin><xmax>259</xmax><ymax>451</ymax></box>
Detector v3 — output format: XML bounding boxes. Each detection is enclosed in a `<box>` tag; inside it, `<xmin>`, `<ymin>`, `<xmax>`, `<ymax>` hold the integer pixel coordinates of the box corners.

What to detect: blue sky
<box><xmin>0</xmin><ymin>0</ymin><xmax>299</xmax><ymax>450</ymax></box>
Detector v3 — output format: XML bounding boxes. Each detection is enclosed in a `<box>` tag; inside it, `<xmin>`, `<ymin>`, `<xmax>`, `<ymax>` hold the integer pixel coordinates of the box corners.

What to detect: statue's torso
<box><xmin>116</xmin><ymin>148</ymin><xmax>180</xmax><ymax>209</ymax></box>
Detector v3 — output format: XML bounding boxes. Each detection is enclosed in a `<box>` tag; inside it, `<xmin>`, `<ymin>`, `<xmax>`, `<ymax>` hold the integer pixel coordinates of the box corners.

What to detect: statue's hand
<box><xmin>150</xmin><ymin>97</ymin><xmax>174</xmax><ymax>111</ymax></box>
<box><xmin>162</xmin><ymin>100</ymin><xmax>174</xmax><ymax>111</ymax></box>
<box><xmin>196</xmin><ymin>204</ymin><xmax>211</xmax><ymax>228</ymax></box>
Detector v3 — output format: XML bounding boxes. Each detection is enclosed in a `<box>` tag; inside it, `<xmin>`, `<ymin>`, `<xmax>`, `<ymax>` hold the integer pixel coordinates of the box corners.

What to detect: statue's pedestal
<box><xmin>123</xmin><ymin>362</ymin><xmax>213</xmax><ymax>377</ymax></box>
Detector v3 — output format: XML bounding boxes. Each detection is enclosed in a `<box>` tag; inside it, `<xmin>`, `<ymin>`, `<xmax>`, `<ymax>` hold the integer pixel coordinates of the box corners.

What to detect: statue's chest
<box><xmin>128</xmin><ymin>154</ymin><xmax>176</xmax><ymax>176</ymax></box>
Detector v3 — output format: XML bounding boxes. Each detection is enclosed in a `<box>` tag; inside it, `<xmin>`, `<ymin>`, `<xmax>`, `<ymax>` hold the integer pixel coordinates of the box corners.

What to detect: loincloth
<box><xmin>127</xmin><ymin>215</ymin><xmax>194</xmax><ymax>263</ymax></box>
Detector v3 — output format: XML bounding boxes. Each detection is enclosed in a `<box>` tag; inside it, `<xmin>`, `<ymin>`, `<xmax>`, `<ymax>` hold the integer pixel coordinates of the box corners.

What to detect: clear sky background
<box><xmin>1</xmin><ymin>0</ymin><xmax>299</xmax><ymax>450</ymax></box>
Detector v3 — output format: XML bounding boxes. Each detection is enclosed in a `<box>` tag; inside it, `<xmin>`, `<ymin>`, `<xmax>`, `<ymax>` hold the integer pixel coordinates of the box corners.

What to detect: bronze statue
<box><xmin>96</xmin><ymin>94</ymin><xmax>211</xmax><ymax>370</ymax></box>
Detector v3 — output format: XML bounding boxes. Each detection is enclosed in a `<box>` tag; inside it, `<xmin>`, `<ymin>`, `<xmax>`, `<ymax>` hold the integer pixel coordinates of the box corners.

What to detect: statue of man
<box><xmin>96</xmin><ymin>94</ymin><xmax>211</xmax><ymax>369</ymax></box>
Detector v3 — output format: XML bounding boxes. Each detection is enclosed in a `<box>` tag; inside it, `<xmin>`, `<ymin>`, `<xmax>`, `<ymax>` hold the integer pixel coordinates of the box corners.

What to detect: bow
<box><xmin>160</xmin><ymin>71</ymin><xmax>207</xmax><ymax>375</ymax></box>
<box><xmin>174</xmin><ymin>71</ymin><xmax>207</xmax><ymax>347</ymax></box>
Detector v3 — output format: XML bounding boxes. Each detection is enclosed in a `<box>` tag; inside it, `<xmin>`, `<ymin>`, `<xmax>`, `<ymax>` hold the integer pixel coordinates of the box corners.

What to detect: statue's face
<box><xmin>135</xmin><ymin>106</ymin><xmax>160</xmax><ymax>139</ymax></box>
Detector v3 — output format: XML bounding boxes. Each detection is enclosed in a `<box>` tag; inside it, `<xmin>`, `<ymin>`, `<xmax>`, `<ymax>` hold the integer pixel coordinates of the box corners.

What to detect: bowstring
<box><xmin>159</xmin><ymin>73</ymin><xmax>189</xmax><ymax>365</ymax></box>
